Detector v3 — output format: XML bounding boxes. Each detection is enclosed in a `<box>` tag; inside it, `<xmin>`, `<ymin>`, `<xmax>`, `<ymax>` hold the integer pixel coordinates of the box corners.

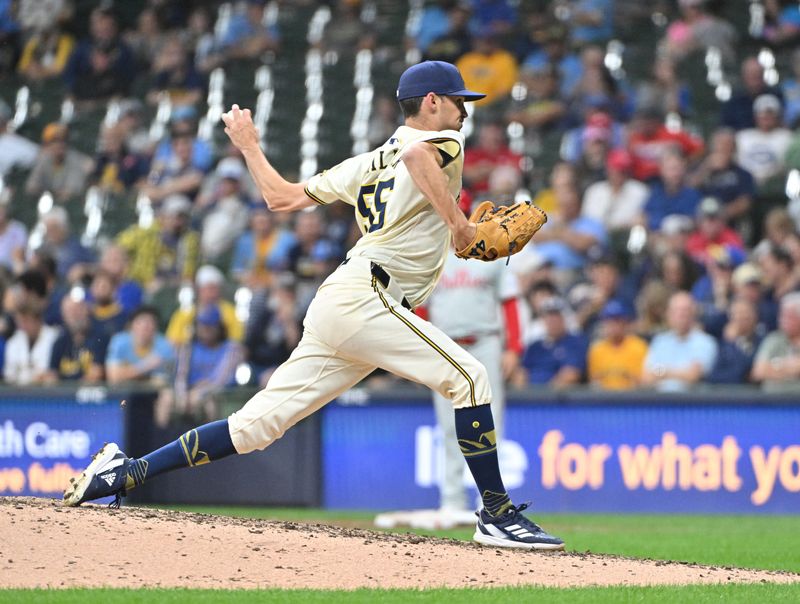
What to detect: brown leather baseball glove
<box><xmin>455</xmin><ymin>201</ymin><xmax>547</xmax><ymax>261</ymax></box>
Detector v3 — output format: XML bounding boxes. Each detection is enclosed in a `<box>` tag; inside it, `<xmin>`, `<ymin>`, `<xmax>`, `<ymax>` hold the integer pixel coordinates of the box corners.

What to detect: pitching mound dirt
<box><xmin>1</xmin><ymin>497</ymin><xmax>797</xmax><ymax>590</ymax></box>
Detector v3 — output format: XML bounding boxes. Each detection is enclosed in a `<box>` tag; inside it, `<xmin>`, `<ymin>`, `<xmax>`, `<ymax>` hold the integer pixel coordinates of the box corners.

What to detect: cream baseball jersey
<box><xmin>304</xmin><ymin>125</ymin><xmax>465</xmax><ymax>308</ymax></box>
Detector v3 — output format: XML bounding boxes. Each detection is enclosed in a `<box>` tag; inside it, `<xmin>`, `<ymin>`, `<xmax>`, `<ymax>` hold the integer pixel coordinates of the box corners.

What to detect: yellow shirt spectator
<box><xmin>588</xmin><ymin>334</ymin><xmax>648</xmax><ymax>390</ymax></box>
<box><xmin>18</xmin><ymin>32</ymin><xmax>75</xmax><ymax>79</ymax></box>
<box><xmin>166</xmin><ymin>301</ymin><xmax>243</xmax><ymax>345</ymax></box>
<box><xmin>456</xmin><ymin>40</ymin><xmax>518</xmax><ymax>107</ymax></box>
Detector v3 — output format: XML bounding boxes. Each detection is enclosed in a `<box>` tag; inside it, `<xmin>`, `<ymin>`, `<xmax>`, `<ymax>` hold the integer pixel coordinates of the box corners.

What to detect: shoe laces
<box><xmin>505</xmin><ymin>502</ymin><xmax>543</xmax><ymax>533</ymax></box>
<box><xmin>107</xmin><ymin>488</ymin><xmax>126</xmax><ymax>509</ymax></box>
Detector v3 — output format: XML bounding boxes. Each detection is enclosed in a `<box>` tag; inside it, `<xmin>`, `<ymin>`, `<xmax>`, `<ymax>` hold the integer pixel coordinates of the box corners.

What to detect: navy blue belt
<box><xmin>342</xmin><ymin>258</ymin><xmax>412</xmax><ymax>310</ymax></box>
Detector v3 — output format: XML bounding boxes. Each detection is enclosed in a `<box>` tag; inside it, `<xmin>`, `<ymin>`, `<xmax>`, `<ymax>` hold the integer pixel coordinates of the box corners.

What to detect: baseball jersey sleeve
<box><xmin>304</xmin><ymin>153</ymin><xmax>372</xmax><ymax>207</ymax></box>
<box><xmin>397</xmin><ymin>129</ymin><xmax>465</xmax><ymax>168</ymax></box>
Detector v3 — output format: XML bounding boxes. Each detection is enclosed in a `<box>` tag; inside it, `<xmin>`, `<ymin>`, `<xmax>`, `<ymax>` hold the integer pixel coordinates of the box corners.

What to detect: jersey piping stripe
<box><xmin>303</xmin><ymin>186</ymin><xmax>329</xmax><ymax>205</ymax></box>
<box><xmin>371</xmin><ymin>275</ymin><xmax>476</xmax><ymax>407</ymax></box>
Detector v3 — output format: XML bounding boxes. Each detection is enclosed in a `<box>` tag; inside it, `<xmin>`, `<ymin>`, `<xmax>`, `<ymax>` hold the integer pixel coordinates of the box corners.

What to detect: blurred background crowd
<box><xmin>1</xmin><ymin>0</ymin><xmax>800</xmax><ymax>425</ymax></box>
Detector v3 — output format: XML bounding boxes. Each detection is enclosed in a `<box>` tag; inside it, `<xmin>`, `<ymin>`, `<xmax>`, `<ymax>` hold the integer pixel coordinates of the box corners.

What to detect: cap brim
<box><xmin>452</xmin><ymin>89</ymin><xmax>486</xmax><ymax>101</ymax></box>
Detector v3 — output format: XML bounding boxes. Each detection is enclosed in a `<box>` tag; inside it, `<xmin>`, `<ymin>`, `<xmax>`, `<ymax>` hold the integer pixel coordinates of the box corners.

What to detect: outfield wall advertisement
<box><xmin>322</xmin><ymin>399</ymin><xmax>800</xmax><ymax>513</ymax></box>
<box><xmin>0</xmin><ymin>392</ymin><xmax>123</xmax><ymax>498</ymax></box>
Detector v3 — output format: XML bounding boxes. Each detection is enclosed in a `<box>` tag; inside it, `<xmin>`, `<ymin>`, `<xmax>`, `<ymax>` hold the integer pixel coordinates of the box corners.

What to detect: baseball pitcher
<box><xmin>63</xmin><ymin>61</ymin><xmax>561</xmax><ymax>550</ymax></box>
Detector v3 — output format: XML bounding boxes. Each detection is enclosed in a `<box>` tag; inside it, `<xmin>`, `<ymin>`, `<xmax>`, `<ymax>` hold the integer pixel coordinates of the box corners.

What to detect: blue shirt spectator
<box><xmin>535</xmin><ymin>216</ymin><xmax>607</xmax><ymax>271</ymax></box>
<box><xmin>644</xmin><ymin>182</ymin><xmax>702</xmax><ymax>230</ymax></box>
<box><xmin>521</xmin><ymin>298</ymin><xmax>588</xmax><ymax>387</ymax></box>
<box><xmin>470</xmin><ymin>0</ymin><xmax>516</xmax><ymax>34</ymax></box>
<box><xmin>49</xmin><ymin>328</ymin><xmax>109</xmax><ymax>381</ymax></box>
<box><xmin>706</xmin><ymin>299</ymin><xmax>762</xmax><ymax>384</ymax></box>
<box><xmin>411</xmin><ymin>4</ymin><xmax>451</xmax><ymax>52</ymax></box>
<box><xmin>106</xmin><ymin>307</ymin><xmax>175</xmax><ymax>384</ymax></box>
<box><xmin>570</xmin><ymin>0</ymin><xmax>614</xmax><ymax>44</ymax></box>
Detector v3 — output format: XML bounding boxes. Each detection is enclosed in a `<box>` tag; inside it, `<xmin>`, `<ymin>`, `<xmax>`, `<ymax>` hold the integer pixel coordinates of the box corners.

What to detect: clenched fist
<box><xmin>222</xmin><ymin>104</ymin><xmax>260</xmax><ymax>152</ymax></box>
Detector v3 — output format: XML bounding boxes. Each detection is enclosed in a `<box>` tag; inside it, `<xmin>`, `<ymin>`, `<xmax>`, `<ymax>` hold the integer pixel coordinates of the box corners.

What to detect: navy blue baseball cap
<box><xmin>599</xmin><ymin>299</ymin><xmax>634</xmax><ymax>321</ymax></box>
<box><xmin>396</xmin><ymin>61</ymin><xmax>486</xmax><ymax>102</ymax></box>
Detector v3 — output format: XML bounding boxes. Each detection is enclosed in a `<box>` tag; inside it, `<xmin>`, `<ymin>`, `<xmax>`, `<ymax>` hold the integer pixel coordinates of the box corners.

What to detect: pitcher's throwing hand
<box><xmin>222</xmin><ymin>104</ymin><xmax>259</xmax><ymax>151</ymax></box>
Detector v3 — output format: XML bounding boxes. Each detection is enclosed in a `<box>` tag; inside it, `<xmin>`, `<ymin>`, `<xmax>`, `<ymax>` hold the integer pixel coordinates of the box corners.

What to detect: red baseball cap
<box><xmin>606</xmin><ymin>149</ymin><xmax>633</xmax><ymax>172</ymax></box>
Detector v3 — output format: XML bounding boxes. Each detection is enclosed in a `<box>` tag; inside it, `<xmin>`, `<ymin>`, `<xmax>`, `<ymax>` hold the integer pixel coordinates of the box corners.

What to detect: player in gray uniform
<box><xmin>428</xmin><ymin>247</ymin><xmax>522</xmax><ymax>517</ymax></box>
<box><xmin>63</xmin><ymin>61</ymin><xmax>563</xmax><ymax>550</ymax></box>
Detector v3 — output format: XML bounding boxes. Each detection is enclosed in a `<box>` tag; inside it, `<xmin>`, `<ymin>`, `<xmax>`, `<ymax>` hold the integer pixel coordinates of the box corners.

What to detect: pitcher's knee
<box><xmin>228</xmin><ymin>409</ymin><xmax>288</xmax><ymax>455</ymax></box>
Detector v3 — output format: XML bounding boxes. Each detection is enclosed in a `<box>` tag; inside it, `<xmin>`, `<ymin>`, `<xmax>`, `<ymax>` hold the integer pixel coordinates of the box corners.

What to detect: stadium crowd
<box><xmin>1</xmin><ymin>0</ymin><xmax>800</xmax><ymax>426</ymax></box>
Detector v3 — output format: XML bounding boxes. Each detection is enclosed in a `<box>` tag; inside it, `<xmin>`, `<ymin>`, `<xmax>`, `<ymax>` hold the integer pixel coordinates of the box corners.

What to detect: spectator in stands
<box><xmin>0</xmin><ymin>99</ymin><xmax>38</xmax><ymax>177</ymax></box>
<box><xmin>63</xmin><ymin>7</ymin><xmax>136</xmax><ymax>105</ymax></box>
<box><xmin>469</xmin><ymin>0</ymin><xmax>517</xmax><ymax>35</ymax></box>
<box><xmin>686</xmin><ymin>197</ymin><xmax>745</xmax><ymax>266</ymax></box>
<box><xmin>141</xmin><ymin>126</ymin><xmax>206</xmax><ymax>204</ymax></box>
<box><xmin>185</xmin><ymin>5</ymin><xmax>218</xmax><ymax>73</ymax></box>
<box><xmin>97</xmin><ymin>244</ymin><xmax>143</xmax><ymax>317</ymax></box>
<box><xmin>523</xmin><ymin>23</ymin><xmax>582</xmax><ymax>99</ymax></box>
<box><xmin>409</xmin><ymin>0</ymin><xmax>458</xmax><ymax>56</ymax></box>
<box><xmin>16</xmin><ymin>19</ymin><xmax>74</xmax><ymax>82</ymax></box>
<box><xmin>634</xmin><ymin>56</ymin><xmax>692</xmax><ymax>117</ymax></box>
<box><xmin>158</xmin><ymin>305</ymin><xmax>242</xmax><ymax>427</ymax></box>
<box><xmin>762</xmin><ymin>0</ymin><xmax>800</xmax><ymax>47</ymax></box>
<box><xmin>194</xmin><ymin>158</ymin><xmax>250</xmax><ymax>262</ymax></box>
<box><xmin>479</xmin><ymin>164</ymin><xmax>524</xmax><ymax>205</ymax></box>
<box><xmin>515</xmin><ymin>297</ymin><xmax>588</xmax><ymax>388</ymax></box>
<box><xmin>753</xmin><ymin>207</ymin><xmax>796</xmax><ymax>258</ymax></box>
<box><xmin>690</xmin><ymin>245</ymin><xmax>739</xmax><ymax>337</ymax></box>
<box><xmin>46</xmin><ymin>289</ymin><xmax>107</xmax><ymax>383</ymax></box>
<box><xmin>573</xmin><ymin>119</ymin><xmax>612</xmax><ymax>191</ymax></box>
<box><xmin>780</xmin><ymin>49</ymin><xmax>800</xmax><ymax>128</ymax></box>
<box><xmin>505</xmin><ymin>64</ymin><xmax>566</xmax><ymax>134</ymax></box>
<box><xmin>530</xmin><ymin>174</ymin><xmax>607</xmax><ymax>276</ymax></box>
<box><xmin>463</xmin><ymin>123</ymin><xmax>522</xmax><ymax>195</ymax></box>
<box><xmin>319</xmin><ymin>0</ymin><xmax>373</xmax><ymax>56</ymax></box>
<box><xmin>20</xmin><ymin>255</ymin><xmax>63</xmax><ymax>326</ymax></box>
<box><xmin>455</xmin><ymin>28</ymin><xmax>518</xmax><ymax>108</ymax></box>
<box><xmin>587</xmin><ymin>299</ymin><xmax>648</xmax><ymax>390</ymax></box>
<box><xmin>561</xmin><ymin>109</ymin><xmax>626</xmax><ymax>165</ymax></box>
<box><xmin>567</xmin><ymin>46</ymin><xmax>626</xmax><ymax>123</ymax></box>
<box><xmin>581</xmin><ymin>149</ymin><xmax>648</xmax><ymax>234</ymax></box>
<box><xmin>243</xmin><ymin>273</ymin><xmax>302</xmax><ymax>386</ymax></box>
<box><xmin>92</xmin><ymin>123</ymin><xmax>150</xmax><ymax>194</ymax></box>
<box><xmin>3</xmin><ymin>300</ymin><xmax>58</xmax><ymax>385</ymax></box>
<box><xmin>760</xmin><ymin>244</ymin><xmax>800</xmax><ymax>302</ymax></box>
<box><xmin>0</xmin><ymin>196</ymin><xmax>27</xmax><ymax>274</ymax></box>
<box><xmin>642</xmin><ymin>150</ymin><xmax>703</xmax><ymax>231</ymax></box>
<box><xmin>114</xmin><ymin>99</ymin><xmax>152</xmax><ymax>156</ymax></box>
<box><xmin>720</xmin><ymin>57</ymin><xmax>782</xmax><ymax>131</ymax></box>
<box><xmin>690</xmin><ymin>128</ymin><xmax>755</xmax><ymax>232</ymax></box>
<box><xmin>106</xmin><ymin>305</ymin><xmax>174</xmax><ymax>385</ymax></box>
<box><xmin>123</xmin><ymin>6</ymin><xmax>166</xmax><ymax>71</ymax></box>
<box><xmin>567</xmin><ymin>0</ymin><xmax>614</xmax><ymax>45</ymax></box>
<box><xmin>231</xmin><ymin>206</ymin><xmax>295</xmax><ymax>291</ymax></box>
<box><xmin>37</xmin><ymin>206</ymin><xmax>95</xmax><ymax>282</ymax></box>
<box><xmin>641</xmin><ymin>291</ymin><xmax>717</xmax><ymax>391</ymax></box>
<box><xmin>752</xmin><ymin>292</ymin><xmax>800</xmax><ymax>392</ymax></box>
<box><xmin>707</xmin><ymin>297</ymin><xmax>762</xmax><ymax>384</ymax></box>
<box><xmin>116</xmin><ymin>194</ymin><xmax>200</xmax><ymax>291</ymax></box>
<box><xmin>88</xmin><ymin>269</ymin><xmax>128</xmax><ymax>339</ymax></box>
<box><xmin>146</xmin><ymin>34</ymin><xmax>205</xmax><ymax>109</ymax></box>
<box><xmin>24</xmin><ymin>123</ymin><xmax>93</xmax><ymax>203</ymax></box>
<box><xmin>633</xmin><ymin>280</ymin><xmax>670</xmax><ymax>341</ymax></box>
<box><xmin>628</xmin><ymin>107</ymin><xmax>705</xmax><ymax>183</ymax></box>
<box><xmin>218</xmin><ymin>0</ymin><xmax>282</xmax><ymax>60</ymax></box>
<box><xmin>0</xmin><ymin>0</ymin><xmax>19</xmax><ymax>76</ymax></box>
<box><xmin>735</xmin><ymin>94</ymin><xmax>792</xmax><ymax>192</ymax></box>
<box><xmin>287</xmin><ymin>211</ymin><xmax>340</xmax><ymax>314</ymax></box>
<box><xmin>659</xmin><ymin>0</ymin><xmax>736</xmax><ymax>65</ymax></box>
<box><xmin>422</xmin><ymin>2</ymin><xmax>472</xmax><ymax>64</ymax></box>
<box><xmin>534</xmin><ymin>163</ymin><xmax>577</xmax><ymax>216</ymax></box>
<box><xmin>731</xmin><ymin>262</ymin><xmax>778</xmax><ymax>334</ymax></box>
<box><xmin>570</xmin><ymin>252</ymin><xmax>635</xmax><ymax>333</ymax></box>
<box><xmin>657</xmin><ymin>249</ymin><xmax>699</xmax><ymax>294</ymax></box>
<box><xmin>368</xmin><ymin>95</ymin><xmax>402</xmax><ymax>148</ymax></box>
<box><xmin>166</xmin><ymin>264</ymin><xmax>243</xmax><ymax>347</ymax></box>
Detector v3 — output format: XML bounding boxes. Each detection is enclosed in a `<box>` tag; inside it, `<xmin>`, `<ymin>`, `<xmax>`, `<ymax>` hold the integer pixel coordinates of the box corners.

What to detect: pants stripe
<box><xmin>371</xmin><ymin>276</ymin><xmax>476</xmax><ymax>406</ymax></box>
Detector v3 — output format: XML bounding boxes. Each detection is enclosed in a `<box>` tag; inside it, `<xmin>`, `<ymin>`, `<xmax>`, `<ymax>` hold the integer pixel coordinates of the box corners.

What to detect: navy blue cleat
<box><xmin>474</xmin><ymin>503</ymin><xmax>565</xmax><ymax>550</ymax></box>
<box><xmin>63</xmin><ymin>443</ymin><xmax>130</xmax><ymax>508</ymax></box>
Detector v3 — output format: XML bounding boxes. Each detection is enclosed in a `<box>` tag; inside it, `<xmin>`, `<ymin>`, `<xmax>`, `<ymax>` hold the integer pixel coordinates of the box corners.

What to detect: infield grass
<box><xmin>3</xmin><ymin>584</ymin><xmax>800</xmax><ymax>603</ymax></box>
<box><xmin>163</xmin><ymin>506</ymin><xmax>800</xmax><ymax>574</ymax></box>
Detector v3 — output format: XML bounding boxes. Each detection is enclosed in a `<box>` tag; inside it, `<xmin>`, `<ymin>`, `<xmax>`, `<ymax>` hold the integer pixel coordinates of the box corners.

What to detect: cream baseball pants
<box><xmin>228</xmin><ymin>256</ymin><xmax>492</xmax><ymax>454</ymax></box>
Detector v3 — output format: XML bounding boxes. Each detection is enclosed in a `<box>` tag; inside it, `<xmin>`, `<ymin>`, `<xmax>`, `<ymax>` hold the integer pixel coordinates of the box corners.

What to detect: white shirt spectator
<box><xmin>3</xmin><ymin>324</ymin><xmax>59</xmax><ymax>385</ymax></box>
<box><xmin>0</xmin><ymin>131</ymin><xmax>39</xmax><ymax>177</ymax></box>
<box><xmin>582</xmin><ymin>179</ymin><xmax>649</xmax><ymax>230</ymax></box>
<box><xmin>735</xmin><ymin>127</ymin><xmax>792</xmax><ymax>184</ymax></box>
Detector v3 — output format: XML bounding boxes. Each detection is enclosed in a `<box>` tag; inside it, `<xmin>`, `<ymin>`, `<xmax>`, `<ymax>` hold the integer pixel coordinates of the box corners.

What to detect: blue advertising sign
<box><xmin>0</xmin><ymin>396</ymin><xmax>123</xmax><ymax>499</ymax></box>
<box><xmin>322</xmin><ymin>401</ymin><xmax>800</xmax><ymax>513</ymax></box>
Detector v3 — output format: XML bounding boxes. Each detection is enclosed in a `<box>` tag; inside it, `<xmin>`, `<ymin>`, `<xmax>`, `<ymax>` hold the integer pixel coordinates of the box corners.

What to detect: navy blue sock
<box><xmin>126</xmin><ymin>419</ymin><xmax>236</xmax><ymax>489</ymax></box>
<box><xmin>454</xmin><ymin>405</ymin><xmax>512</xmax><ymax>516</ymax></box>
